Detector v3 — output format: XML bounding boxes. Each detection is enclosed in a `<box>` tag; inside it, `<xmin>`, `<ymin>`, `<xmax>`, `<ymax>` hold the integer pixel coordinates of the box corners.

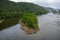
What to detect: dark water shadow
<box><xmin>0</xmin><ymin>18</ymin><xmax>19</xmax><ymax>30</ymax></box>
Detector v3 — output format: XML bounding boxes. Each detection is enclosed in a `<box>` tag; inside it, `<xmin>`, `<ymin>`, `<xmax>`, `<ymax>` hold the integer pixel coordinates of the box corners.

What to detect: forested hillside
<box><xmin>0</xmin><ymin>0</ymin><xmax>48</xmax><ymax>19</ymax></box>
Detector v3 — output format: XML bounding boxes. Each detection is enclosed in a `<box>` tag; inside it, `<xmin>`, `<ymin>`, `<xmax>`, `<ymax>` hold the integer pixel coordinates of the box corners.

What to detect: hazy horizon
<box><xmin>9</xmin><ymin>0</ymin><xmax>60</xmax><ymax>9</ymax></box>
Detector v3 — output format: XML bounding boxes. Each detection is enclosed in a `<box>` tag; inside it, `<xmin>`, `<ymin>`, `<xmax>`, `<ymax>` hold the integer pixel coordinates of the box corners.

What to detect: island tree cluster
<box><xmin>21</xmin><ymin>13</ymin><xmax>38</xmax><ymax>29</ymax></box>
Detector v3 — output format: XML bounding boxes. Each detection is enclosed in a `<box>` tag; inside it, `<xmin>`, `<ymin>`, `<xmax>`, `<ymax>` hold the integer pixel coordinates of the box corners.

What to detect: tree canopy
<box><xmin>0</xmin><ymin>0</ymin><xmax>48</xmax><ymax>19</ymax></box>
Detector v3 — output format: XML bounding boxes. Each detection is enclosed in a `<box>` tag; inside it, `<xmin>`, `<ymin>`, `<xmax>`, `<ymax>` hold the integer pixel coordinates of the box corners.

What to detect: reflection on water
<box><xmin>0</xmin><ymin>18</ymin><xmax>19</xmax><ymax>30</ymax></box>
<box><xmin>0</xmin><ymin>12</ymin><xmax>60</xmax><ymax>40</ymax></box>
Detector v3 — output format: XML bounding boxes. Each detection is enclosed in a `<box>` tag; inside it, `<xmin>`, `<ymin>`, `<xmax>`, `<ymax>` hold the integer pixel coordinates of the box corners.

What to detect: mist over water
<box><xmin>0</xmin><ymin>12</ymin><xmax>60</xmax><ymax>40</ymax></box>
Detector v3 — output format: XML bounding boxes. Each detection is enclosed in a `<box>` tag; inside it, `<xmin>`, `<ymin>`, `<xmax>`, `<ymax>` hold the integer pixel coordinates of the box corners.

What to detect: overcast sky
<box><xmin>10</xmin><ymin>0</ymin><xmax>60</xmax><ymax>9</ymax></box>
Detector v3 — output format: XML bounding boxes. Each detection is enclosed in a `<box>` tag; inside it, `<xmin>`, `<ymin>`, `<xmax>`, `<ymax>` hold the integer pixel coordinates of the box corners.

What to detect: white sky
<box><xmin>10</xmin><ymin>0</ymin><xmax>60</xmax><ymax>9</ymax></box>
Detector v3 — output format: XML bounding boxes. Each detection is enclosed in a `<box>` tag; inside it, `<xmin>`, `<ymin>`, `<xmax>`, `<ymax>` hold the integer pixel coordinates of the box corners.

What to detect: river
<box><xmin>0</xmin><ymin>12</ymin><xmax>60</xmax><ymax>40</ymax></box>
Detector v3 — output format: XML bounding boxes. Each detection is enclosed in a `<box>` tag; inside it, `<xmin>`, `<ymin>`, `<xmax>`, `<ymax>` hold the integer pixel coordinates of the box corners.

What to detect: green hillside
<box><xmin>0</xmin><ymin>0</ymin><xmax>49</xmax><ymax>30</ymax></box>
<box><xmin>0</xmin><ymin>0</ymin><xmax>48</xmax><ymax>19</ymax></box>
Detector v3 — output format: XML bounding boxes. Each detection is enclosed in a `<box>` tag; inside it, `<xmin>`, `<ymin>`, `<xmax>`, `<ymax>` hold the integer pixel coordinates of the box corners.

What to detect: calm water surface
<box><xmin>0</xmin><ymin>12</ymin><xmax>60</xmax><ymax>40</ymax></box>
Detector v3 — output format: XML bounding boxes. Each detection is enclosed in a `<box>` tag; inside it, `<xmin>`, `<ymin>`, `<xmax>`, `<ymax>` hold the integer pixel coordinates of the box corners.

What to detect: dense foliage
<box><xmin>0</xmin><ymin>0</ymin><xmax>48</xmax><ymax>29</ymax></box>
<box><xmin>0</xmin><ymin>0</ymin><xmax>48</xmax><ymax>19</ymax></box>
<box><xmin>0</xmin><ymin>0</ymin><xmax>21</xmax><ymax>19</ymax></box>
<box><xmin>21</xmin><ymin>13</ymin><xmax>38</xmax><ymax>29</ymax></box>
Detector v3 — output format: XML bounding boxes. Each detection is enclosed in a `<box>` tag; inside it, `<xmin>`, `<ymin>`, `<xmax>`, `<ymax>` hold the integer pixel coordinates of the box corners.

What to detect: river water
<box><xmin>0</xmin><ymin>12</ymin><xmax>60</xmax><ymax>40</ymax></box>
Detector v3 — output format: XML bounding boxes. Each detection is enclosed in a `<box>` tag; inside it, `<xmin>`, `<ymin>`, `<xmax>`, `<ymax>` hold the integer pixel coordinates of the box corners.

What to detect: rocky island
<box><xmin>19</xmin><ymin>13</ymin><xmax>39</xmax><ymax>34</ymax></box>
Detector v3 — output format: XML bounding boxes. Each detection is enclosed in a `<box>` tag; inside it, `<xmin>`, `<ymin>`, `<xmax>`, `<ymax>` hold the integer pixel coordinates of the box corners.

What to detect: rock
<box><xmin>0</xmin><ymin>20</ymin><xmax>5</xmax><ymax>24</ymax></box>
